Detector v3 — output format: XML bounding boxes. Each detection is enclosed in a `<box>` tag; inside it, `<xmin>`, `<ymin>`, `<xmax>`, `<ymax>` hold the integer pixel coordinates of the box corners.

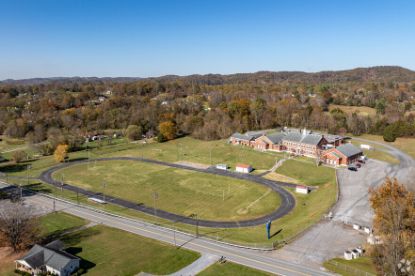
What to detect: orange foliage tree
<box><xmin>158</xmin><ymin>121</ymin><xmax>176</xmax><ymax>141</ymax></box>
<box><xmin>54</xmin><ymin>144</ymin><xmax>69</xmax><ymax>163</ymax></box>
<box><xmin>369</xmin><ymin>178</ymin><xmax>415</xmax><ymax>275</ymax></box>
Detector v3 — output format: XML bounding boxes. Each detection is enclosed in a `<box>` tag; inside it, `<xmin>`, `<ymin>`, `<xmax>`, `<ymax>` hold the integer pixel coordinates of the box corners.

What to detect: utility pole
<box><xmin>152</xmin><ymin>191</ymin><xmax>159</xmax><ymax>218</ymax></box>
<box><xmin>61</xmin><ymin>174</ymin><xmax>64</xmax><ymax>192</ymax></box>
<box><xmin>26</xmin><ymin>164</ymin><xmax>31</xmax><ymax>185</ymax></box>
<box><xmin>189</xmin><ymin>213</ymin><xmax>198</xmax><ymax>237</ymax></box>
<box><xmin>102</xmin><ymin>182</ymin><xmax>106</xmax><ymax>203</ymax></box>
<box><xmin>173</xmin><ymin>226</ymin><xmax>177</xmax><ymax>247</ymax></box>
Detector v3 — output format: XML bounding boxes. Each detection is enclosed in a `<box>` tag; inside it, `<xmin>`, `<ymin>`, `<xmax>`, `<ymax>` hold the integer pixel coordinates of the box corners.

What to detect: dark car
<box><xmin>348</xmin><ymin>166</ymin><xmax>358</xmax><ymax>171</ymax></box>
<box><xmin>355</xmin><ymin>163</ymin><xmax>362</xmax><ymax>168</ymax></box>
<box><xmin>357</xmin><ymin>159</ymin><xmax>365</xmax><ymax>164</ymax></box>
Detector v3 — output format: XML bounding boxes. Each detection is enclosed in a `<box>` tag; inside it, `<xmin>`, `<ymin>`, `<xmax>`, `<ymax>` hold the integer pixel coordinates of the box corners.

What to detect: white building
<box><xmin>235</xmin><ymin>163</ymin><xmax>252</xmax><ymax>173</ymax></box>
<box><xmin>295</xmin><ymin>185</ymin><xmax>309</xmax><ymax>194</ymax></box>
<box><xmin>216</xmin><ymin>164</ymin><xmax>228</xmax><ymax>170</ymax></box>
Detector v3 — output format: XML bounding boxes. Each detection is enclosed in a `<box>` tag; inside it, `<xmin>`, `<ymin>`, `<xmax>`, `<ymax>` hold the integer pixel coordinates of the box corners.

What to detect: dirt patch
<box><xmin>175</xmin><ymin>161</ymin><xmax>210</xmax><ymax>170</ymax></box>
<box><xmin>0</xmin><ymin>247</ymin><xmax>26</xmax><ymax>274</ymax></box>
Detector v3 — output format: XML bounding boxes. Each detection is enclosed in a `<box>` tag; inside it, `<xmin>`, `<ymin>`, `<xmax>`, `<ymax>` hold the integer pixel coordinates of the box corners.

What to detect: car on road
<box><xmin>355</xmin><ymin>163</ymin><xmax>362</xmax><ymax>168</ymax></box>
<box><xmin>348</xmin><ymin>165</ymin><xmax>358</xmax><ymax>171</ymax></box>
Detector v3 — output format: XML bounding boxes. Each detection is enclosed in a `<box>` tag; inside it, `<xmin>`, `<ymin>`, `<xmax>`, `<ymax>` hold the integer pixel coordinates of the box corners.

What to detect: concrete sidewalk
<box><xmin>170</xmin><ymin>253</ymin><xmax>219</xmax><ymax>276</ymax></box>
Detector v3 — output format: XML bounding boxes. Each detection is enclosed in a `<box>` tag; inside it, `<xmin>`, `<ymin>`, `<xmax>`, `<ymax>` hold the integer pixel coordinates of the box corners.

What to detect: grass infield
<box><xmin>52</xmin><ymin>160</ymin><xmax>281</xmax><ymax>221</ymax></box>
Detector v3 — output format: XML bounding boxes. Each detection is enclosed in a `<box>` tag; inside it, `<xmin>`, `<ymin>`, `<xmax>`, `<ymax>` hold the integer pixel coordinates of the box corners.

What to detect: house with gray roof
<box><xmin>15</xmin><ymin>240</ymin><xmax>80</xmax><ymax>276</ymax></box>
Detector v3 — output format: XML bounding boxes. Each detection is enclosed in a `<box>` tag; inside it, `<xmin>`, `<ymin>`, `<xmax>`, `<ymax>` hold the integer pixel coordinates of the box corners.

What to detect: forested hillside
<box><xmin>1</xmin><ymin>66</ymin><xmax>415</xmax><ymax>152</ymax></box>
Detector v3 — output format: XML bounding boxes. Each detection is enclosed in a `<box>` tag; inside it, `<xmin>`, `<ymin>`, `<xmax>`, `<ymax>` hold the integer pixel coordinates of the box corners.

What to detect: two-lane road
<box><xmin>24</xmin><ymin>194</ymin><xmax>332</xmax><ymax>276</ymax></box>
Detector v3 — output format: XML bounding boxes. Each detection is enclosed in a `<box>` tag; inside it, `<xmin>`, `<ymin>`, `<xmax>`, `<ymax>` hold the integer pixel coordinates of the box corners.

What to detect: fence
<box><xmin>327</xmin><ymin>260</ymin><xmax>376</xmax><ymax>276</ymax></box>
<box><xmin>0</xmin><ymin>175</ymin><xmax>277</xmax><ymax>251</ymax></box>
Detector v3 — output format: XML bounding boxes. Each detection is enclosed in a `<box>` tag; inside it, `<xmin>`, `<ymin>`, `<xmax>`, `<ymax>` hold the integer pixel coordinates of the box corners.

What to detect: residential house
<box><xmin>15</xmin><ymin>240</ymin><xmax>80</xmax><ymax>276</ymax></box>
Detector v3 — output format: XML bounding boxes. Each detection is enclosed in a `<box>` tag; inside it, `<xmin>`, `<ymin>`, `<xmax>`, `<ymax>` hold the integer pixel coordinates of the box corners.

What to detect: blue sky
<box><xmin>1</xmin><ymin>0</ymin><xmax>414</xmax><ymax>79</ymax></box>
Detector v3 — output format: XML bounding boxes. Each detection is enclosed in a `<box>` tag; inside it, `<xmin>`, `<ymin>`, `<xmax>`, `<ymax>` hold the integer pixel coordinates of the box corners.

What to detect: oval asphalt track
<box><xmin>39</xmin><ymin>157</ymin><xmax>296</xmax><ymax>228</ymax></box>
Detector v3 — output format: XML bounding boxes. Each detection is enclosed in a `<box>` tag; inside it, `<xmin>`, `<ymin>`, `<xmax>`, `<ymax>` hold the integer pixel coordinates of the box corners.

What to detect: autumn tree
<box><xmin>54</xmin><ymin>144</ymin><xmax>69</xmax><ymax>163</ymax></box>
<box><xmin>126</xmin><ymin>124</ymin><xmax>142</xmax><ymax>141</ymax></box>
<box><xmin>369</xmin><ymin>178</ymin><xmax>415</xmax><ymax>275</ymax></box>
<box><xmin>158</xmin><ymin>121</ymin><xmax>176</xmax><ymax>141</ymax></box>
<box><xmin>0</xmin><ymin>202</ymin><xmax>39</xmax><ymax>251</ymax></box>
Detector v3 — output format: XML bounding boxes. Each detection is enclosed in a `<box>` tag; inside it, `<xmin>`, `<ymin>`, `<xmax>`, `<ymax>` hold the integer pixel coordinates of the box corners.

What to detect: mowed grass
<box><xmin>198</xmin><ymin>262</ymin><xmax>273</xmax><ymax>276</ymax></box>
<box><xmin>54</xmin><ymin>160</ymin><xmax>281</xmax><ymax>221</ymax></box>
<box><xmin>39</xmin><ymin>211</ymin><xmax>88</xmax><ymax>237</ymax></box>
<box><xmin>275</xmin><ymin>158</ymin><xmax>335</xmax><ymax>186</ymax></box>
<box><xmin>357</xmin><ymin>134</ymin><xmax>415</xmax><ymax>160</ymax></box>
<box><xmin>1</xmin><ymin>136</ymin><xmax>281</xmax><ymax>178</ymax></box>
<box><xmin>350</xmin><ymin>139</ymin><xmax>399</xmax><ymax>164</ymax></box>
<box><xmin>323</xmin><ymin>257</ymin><xmax>377</xmax><ymax>276</ymax></box>
<box><xmin>62</xmin><ymin>225</ymin><xmax>200</xmax><ymax>276</ymax></box>
<box><xmin>111</xmin><ymin>137</ymin><xmax>282</xmax><ymax>170</ymax></box>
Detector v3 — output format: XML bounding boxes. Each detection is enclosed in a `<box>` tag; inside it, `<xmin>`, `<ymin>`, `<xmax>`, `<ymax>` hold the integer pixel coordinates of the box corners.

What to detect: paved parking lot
<box><xmin>272</xmin><ymin>138</ymin><xmax>415</xmax><ymax>268</ymax></box>
<box><xmin>334</xmin><ymin>159</ymin><xmax>388</xmax><ymax>227</ymax></box>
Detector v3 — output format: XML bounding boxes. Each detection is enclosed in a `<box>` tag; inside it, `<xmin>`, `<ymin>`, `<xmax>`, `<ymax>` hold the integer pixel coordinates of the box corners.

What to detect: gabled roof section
<box><xmin>265</xmin><ymin>132</ymin><xmax>285</xmax><ymax>144</ymax></box>
<box><xmin>283</xmin><ymin>132</ymin><xmax>323</xmax><ymax>145</ymax></box>
<box><xmin>17</xmin><ymin>242</ymin><xmax>79</xmax><ymax>271</ymax></box>
<box><xmin>231</xmin><ymin>131</ymin><xmax>264</xmax><ymax>141</ymax></box>
<box><xmin>336</xmin><ymin>143</ymin><xmax>362</xmax><ymax>157</ymax></box>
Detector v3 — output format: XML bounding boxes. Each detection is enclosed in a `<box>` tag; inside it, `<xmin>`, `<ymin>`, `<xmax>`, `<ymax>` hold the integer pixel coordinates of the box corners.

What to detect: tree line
<box><xmin>1</xmin><ymin>66</ymin><xmax>415</xmax><ymax>155</ymax></box>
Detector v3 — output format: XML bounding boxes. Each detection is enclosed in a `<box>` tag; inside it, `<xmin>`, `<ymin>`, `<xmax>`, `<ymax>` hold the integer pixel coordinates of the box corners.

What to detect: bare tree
<box><xmin>0</xmin><ymin>202</ymin><xmax>39</xmax><ymax>251</ymax></box>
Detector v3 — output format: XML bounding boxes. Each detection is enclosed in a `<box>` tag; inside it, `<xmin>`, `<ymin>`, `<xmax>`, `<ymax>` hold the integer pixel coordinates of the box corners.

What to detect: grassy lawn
<box><xmin>1</xmin><ymin>136</ymin><xmax>337</xmax><ymax>247</ymax></box>
<box><xmin>54</xmin><ymin>160</ymin><xmax>281</xmax><ymax>221</ymax></box>
<box><xmin>323</xmin><ymin>257</ymin><xmax>377</xmax><ymax>276</ymax></box>
<box><xmin>0</xmin><ymin>212</ymin><xmax>88</xmax><ymax>276</ymax></box>
<box><xmin>107</xmin><ymin>137</ymin><xmax>283</xmax><ymax>170</ymax></box>
<box><xmin>39</xmin><ymin>211</ymin><xmax>88</xmax><ymax>237</ymax></box>
<box><xmin>62</xmin><ymin>225</ymin><xmax>200</xmax><ymax>275</ymax></box>
<box><xmin>275</xmin><ymin>158</ymin><xmax>335</xmax><ymax>186</ymax></box>
<box><xmin>328</xmin><ymin>104</ymin><xmax>377</xmax><ymax>117</ymax></box>
<box><xmin>198</xmin><ymin>262</ymin><xmax>273</xmax><ymax>276</ymax></box>
<box><xmin>357</xmin><ymin>134</ymin><xmax>415</xmax><ymax>160</ymax></box>
<box><xmin>350</xmin><ymin>139</ymin><xmax>399</xmax><ymax>164</ymax></box>
<box><xmin>1</xmin><ymin>137</ymin><xmax>282</xmax><ymax>178</ymax></box>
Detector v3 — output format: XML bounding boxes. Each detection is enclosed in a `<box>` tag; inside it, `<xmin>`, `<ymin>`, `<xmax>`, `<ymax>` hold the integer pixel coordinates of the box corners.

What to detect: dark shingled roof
<box><xmin>231</xmin><ymin>131</ymin><xmax>264</xmax><ymax>141</ymax></box>
<box><xmin>283</xmin><ymin>132</ymin><xmax>323</xmax><ymax>145</ymax></box>
<box><xmin>336</xmin><ymin>143</ymin><xmax>362</xmax><ymax>157</ymax></box>
<box><xmin>265</xmin><ymin>133</ymin><xmax>285</xmax><ymax>144</ymax></box>
<box><xmin>17</xmin><ymin>242</ymin><xmax>79</xmax><ymax>271</ymax></box>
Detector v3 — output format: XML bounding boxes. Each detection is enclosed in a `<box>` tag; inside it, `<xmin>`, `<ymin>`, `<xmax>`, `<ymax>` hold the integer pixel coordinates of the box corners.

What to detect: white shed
<box><xmin>235</xmin><ymin>163</ymin><xmax>252</xmax><ymax>173</ymax></box>
<box><xmin>216</xmin><ymin>164</ymin><xmax>228</xmax><ymax>170</ymax></box>
<box><xmin>344</xmin><ymin>250</ymin><xmax>353</xmax><ymax>260</ymax></box>
<box><xmin>295</xmin><ymin>185</ymin><xmax>309</xmax><ymax>194</ymax></box>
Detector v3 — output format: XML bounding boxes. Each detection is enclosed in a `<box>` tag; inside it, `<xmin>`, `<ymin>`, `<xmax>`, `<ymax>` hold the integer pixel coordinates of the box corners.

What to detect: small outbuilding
<box><xmin>235</xmin><ymin>163</ymin><xmax>253</xmax><ymax>173</ymax></box>
<box><xmin>344</xmin><ymin>250</ymin><xmax>353</xmax><ymax>260</ymax></box>
<box><xmin>215</xmin><ymin>164</ymin><xmax>228</xmax><ymax>170</ymax></box>
<box><xmin>295</xmin><ymin>185</ymin><xmax>310</xmax><ymax>194</ymax></box>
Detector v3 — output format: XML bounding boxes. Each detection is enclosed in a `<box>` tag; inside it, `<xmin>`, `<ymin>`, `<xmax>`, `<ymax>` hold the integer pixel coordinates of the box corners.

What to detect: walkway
<box><xmin>170</xmin><ymin>253</ymin><xmax>219</xmax><ymax>276</ymax></box>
